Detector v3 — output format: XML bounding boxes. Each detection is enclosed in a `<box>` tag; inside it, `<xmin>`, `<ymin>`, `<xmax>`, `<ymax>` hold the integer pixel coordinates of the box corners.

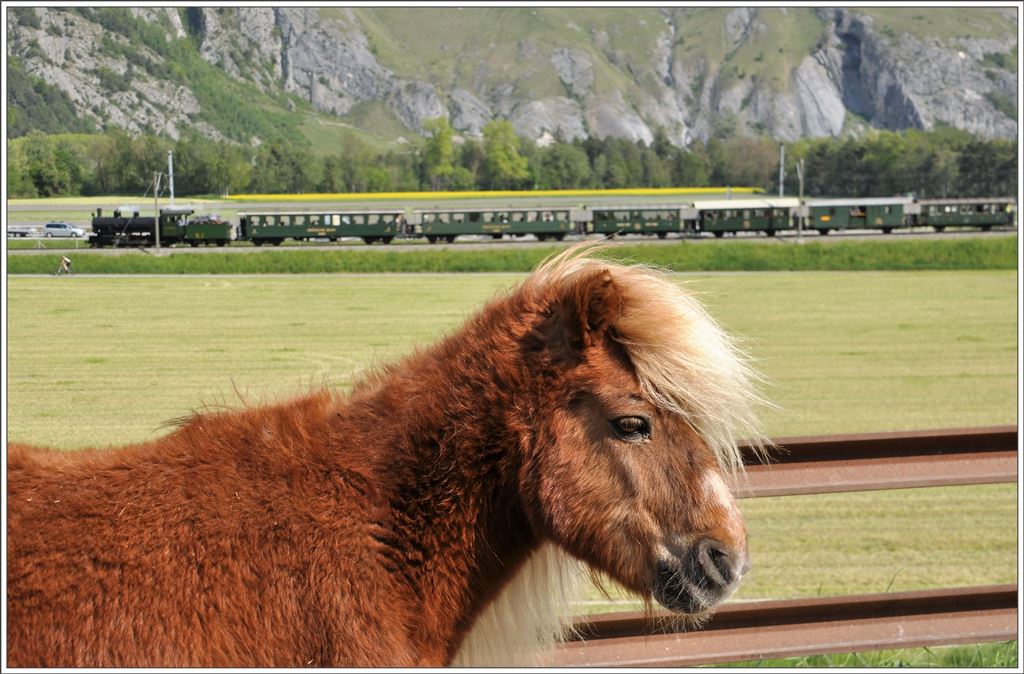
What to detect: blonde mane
<box><xmin>525</xmin><ymin>242</ymin><xmax>769</xmax><ymax>472</ymax></box>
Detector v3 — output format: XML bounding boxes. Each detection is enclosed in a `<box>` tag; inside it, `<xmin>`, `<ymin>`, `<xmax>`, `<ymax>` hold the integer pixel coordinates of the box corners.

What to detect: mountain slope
<box><xmin>6</xmin><ymin>7</ymin><xmax>1018</xmax><ymax>147</ymax></box>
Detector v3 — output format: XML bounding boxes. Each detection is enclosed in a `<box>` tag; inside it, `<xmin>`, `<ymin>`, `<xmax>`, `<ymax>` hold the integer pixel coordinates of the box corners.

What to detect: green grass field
<box><xmin>722</xmin><ymin>640</ymin><xmax>1017</xmax><ymax>668</ymax></box>
<box><xmin>6</xmin><ymin>271</ymin><xmax>1018</xmax><ymax>664</ymax></box>
<box><xmin>6</xmin><ymin>236</ymin><xmax>1018</xmax><ymax>274</ymax></box>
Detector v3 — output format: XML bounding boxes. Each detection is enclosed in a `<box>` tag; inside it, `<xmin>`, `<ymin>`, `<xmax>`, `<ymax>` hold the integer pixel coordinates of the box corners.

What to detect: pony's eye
<box><xmin>612</xmin><ymin>416</ymin><xmax>650</xmax><ymax>440</ymax></box>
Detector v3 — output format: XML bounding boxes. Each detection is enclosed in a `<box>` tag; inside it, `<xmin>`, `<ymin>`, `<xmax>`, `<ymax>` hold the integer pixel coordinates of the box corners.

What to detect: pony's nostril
<box><xmin>696</xmin><ymin>540</ymin><xmax>745</xmax><ymax>587</ymax></box>
<box><xmin>700</xmin><ymin>546</ymin><xmax>731</xmax><ymax>585</ymax></box>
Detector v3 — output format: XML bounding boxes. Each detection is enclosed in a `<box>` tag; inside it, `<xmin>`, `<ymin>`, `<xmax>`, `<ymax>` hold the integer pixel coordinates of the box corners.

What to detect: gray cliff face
<box><xmin>195</xmin><ymin>8</ymin><xmax>282</xmax><ymax>93</ymax></box>
<box><xmin>817</xmin><ymin>9</ymin><xmax>1018</xmax><ymax>139</ymax></box>
<box><xmin>8</xmin><ymin>7</ymin><xmax>1017</xmax><ymax>146</ymax></box>
<box><xmin>8</xmin><ymin>8</ymin><xmax>209</xmax><ymax>141</ymax></box>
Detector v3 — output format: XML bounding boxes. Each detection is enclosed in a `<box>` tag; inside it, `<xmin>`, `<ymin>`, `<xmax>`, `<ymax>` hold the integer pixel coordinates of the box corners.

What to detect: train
<box><xmin>88</xmin><ymin>196</ymin><xmax>1016</xmax><ymax>248</ymax></box>
<box><xmin>90</xmin><ymin>206</ymin><xmax>235</xmax><ymax>247</ymax></box>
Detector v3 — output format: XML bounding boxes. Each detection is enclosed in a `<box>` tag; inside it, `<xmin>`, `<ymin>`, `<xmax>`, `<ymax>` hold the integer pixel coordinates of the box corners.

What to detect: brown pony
<box><xmin>7</xmin><ymin>245</ymin><xmax>766</xmax><ymax>667</ymax></box>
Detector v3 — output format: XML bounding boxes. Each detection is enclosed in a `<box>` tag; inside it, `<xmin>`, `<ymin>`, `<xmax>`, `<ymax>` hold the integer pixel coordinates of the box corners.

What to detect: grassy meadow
<box><xmin>7</xmin><ymin>271</ymin><xmax>1017</xmax><ymax>609</ymax></box>
<box><xmin>723</xmin><ymin>640</ymin><xmax>1018</xmax><ymax>668</ymax></box>
<box><xmin>6</xmin><ymin>235</ymin><xmax>1019</xmax><ymax>274</ymax></box>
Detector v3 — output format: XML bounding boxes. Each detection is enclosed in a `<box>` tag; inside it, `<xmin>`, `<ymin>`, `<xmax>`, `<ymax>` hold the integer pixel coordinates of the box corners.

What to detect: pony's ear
<box><xmin>534</xmin><ymin>268</ymin><xmax>623</xmax><ymax>359</ymax></box>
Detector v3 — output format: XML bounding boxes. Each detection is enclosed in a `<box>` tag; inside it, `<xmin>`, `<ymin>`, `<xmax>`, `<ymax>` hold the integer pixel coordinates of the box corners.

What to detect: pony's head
<box><xmin>512</xmin><ymin>245</ymin><xmax>766</xmax><ymax>616</ymax></box>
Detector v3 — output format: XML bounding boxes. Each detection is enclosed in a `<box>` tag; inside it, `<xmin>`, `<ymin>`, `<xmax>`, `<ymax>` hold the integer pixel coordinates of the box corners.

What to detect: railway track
<box><xmin>557</xmin><ymin>426</ymin><xmax>1019</xmax><ymax>666</ymax></box>
<box><xmin>5</xmin><ymin>227</ymin><xmax>1017</xmax><ymax>256</ymax></box>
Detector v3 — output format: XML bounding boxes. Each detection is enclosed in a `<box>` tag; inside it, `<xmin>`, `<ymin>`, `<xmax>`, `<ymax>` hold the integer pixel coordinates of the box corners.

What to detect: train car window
<box><xmin>367</xmin><ymin>215</ymin><xmax>377</xmax><ymax>225</ymax></box>
<box><xmin>829</xmin><ymin>208</ymin><xmax>836</xmax><ymax>216</ymax></box>
<box><xmin>884</xmin><ymin>206</ymin><xmax>892</xmax><ymax>214</ymax></box>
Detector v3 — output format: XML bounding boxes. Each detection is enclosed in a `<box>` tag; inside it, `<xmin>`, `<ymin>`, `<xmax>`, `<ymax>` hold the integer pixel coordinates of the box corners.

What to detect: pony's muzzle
<box><xmin>652</xmin><ymin>538</ymin><xmax>750</xmax><ymax>614</ymax></box>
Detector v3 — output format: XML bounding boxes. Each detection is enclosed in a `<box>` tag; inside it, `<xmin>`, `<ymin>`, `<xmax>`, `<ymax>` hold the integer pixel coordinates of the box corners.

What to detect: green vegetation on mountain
<box><xmin>6</xmin><ymin>59</ymin><xmax>97</xmax><ymax>138</ymax></box>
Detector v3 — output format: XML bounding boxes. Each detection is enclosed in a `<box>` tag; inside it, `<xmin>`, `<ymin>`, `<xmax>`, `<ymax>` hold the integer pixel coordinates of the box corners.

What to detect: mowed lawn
<box><xmin>6</xmin><ymin>271</ymin><xmax>1018</xmax><ymax>605</ymax></box>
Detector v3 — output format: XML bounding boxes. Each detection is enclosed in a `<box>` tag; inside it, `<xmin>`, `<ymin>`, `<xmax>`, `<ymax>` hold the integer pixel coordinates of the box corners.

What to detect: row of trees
<box><xmin>7</xmin><ymin>121</ymin><xmax>1017</xmax><ymax>199</ymax></box>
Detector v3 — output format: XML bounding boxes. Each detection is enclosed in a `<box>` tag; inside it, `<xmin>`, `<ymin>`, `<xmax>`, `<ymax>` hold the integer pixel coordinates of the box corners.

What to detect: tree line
<box><xmin>6</xmin><ymin>120</ymin><xmax>1017</xmax><ymax>200</ymax></box>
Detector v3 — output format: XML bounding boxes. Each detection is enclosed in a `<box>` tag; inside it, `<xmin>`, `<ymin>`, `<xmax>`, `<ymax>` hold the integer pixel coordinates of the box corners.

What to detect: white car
<box><xmin>44</xmin><ymin>222</ymin><xmax>87</xmax><ymax>238</ymax></box>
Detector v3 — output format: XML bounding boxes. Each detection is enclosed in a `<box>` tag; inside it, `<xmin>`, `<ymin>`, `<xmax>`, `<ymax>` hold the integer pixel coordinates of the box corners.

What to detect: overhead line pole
<box><xmin>796</xmin><ymin>158</ymin><xmax>805</xmax><ymax>243</ymax></box>
<box><xmin>778</xmin><ymin>144</ymin><xmax>785</xmax><ymax>198</ymax></box>
<box><xmin>153</xmin><ymin>172</ymin><xmax>162</xmax><ymax>250</ymax></box>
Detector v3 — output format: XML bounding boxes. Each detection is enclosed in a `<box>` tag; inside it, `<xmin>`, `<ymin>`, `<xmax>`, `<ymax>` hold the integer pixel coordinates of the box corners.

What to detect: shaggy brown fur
<box><xmin>7</xmin><ymin>245</ymin><xmax>763</xmax><ymax>667</ymax></box>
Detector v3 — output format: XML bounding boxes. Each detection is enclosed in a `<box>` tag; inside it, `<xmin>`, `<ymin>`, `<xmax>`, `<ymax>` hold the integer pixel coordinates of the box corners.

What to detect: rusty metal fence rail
<box><xmin>557</xmin><ymin>426</ymin><xmax>1019</xmax><ymax>666</ymax></box>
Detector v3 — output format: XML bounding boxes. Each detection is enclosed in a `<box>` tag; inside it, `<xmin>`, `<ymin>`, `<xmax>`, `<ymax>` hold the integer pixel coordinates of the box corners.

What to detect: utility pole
<box><xmin>167</xmin><ymin>150</ymin><xmax>175</xmax><ymax>206</ymax></box>
<box><xmin>153</xmin><ymin>171</ymin><xmax>162</xmax><ymax>250</ymax></box>
<box><xmin>778</xmin><ymin>144</ymin><xmax>785</xmax><ymax>198</ymax></box>
<box><xmin>796</xmin><ymin>158</ymin><xmax>805</xmax><ymax>242</ymax></box>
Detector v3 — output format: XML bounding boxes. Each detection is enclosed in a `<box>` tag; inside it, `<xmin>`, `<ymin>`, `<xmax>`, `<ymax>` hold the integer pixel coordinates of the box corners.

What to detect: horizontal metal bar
<box><xmin>732</xmin><ymin>426</ymin><xmax>1018</xmax><ymax>498</ymax></box>
<box><xmin>555</xmin><ymin>585</ymin><xmax>1018</xmax><ymax>667</ymax></box>
<box><xmin>743</xmin><ymin>426</ymin><xmax>1018</xmax><ymax>463</ymax></box>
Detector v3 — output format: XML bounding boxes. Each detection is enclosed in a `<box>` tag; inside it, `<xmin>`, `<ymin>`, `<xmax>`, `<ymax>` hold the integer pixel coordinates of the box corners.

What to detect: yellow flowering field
<box><xmin>227</xmin><ymin>186</ymin><xmax>762</xmax><ymax>202</ymax></box>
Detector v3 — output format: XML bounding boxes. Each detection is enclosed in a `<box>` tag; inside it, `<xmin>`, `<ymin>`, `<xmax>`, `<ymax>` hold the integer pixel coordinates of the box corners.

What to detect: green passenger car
<box><xmin>411</xmin><ymin>208</ymin><xmax>575</xmax><ymax>243</ymax></box>
<box><xmin>914</xmin><ymin>198</ymin><xmax>1016</xmax><ymax>232</ymax></box>
<box><xmin>238</xmin><ymin>211</ymin><xmax>405</xmax><ymax>245</ymax></box>
<box><xmin>804</xmin><ymin>197</ymin><xmax>912</xmax><ymax>234</ymax></box>
<box><xmin>587</xmin><ymin>207</ymin><xmax>684</xmax><ymax>238</ymax></box>
<box><xmin>692</xmin><ymin>198</ymin><xmax>798</xmax><ymax>237</ymax></box>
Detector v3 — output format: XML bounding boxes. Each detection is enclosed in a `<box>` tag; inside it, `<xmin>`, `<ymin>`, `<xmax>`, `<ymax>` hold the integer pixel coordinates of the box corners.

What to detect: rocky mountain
<box><xmin>6</xmin><ymin>7</ymin><xmax>1018</xmax><ymax>148</ymax></box>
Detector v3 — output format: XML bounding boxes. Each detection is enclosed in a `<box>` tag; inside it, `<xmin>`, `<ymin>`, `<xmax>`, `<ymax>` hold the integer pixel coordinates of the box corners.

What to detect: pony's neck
<box><xmin>352</xmin><ymin>316</ymin><xmax>540</xmax><ymax>662</ymax></box>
